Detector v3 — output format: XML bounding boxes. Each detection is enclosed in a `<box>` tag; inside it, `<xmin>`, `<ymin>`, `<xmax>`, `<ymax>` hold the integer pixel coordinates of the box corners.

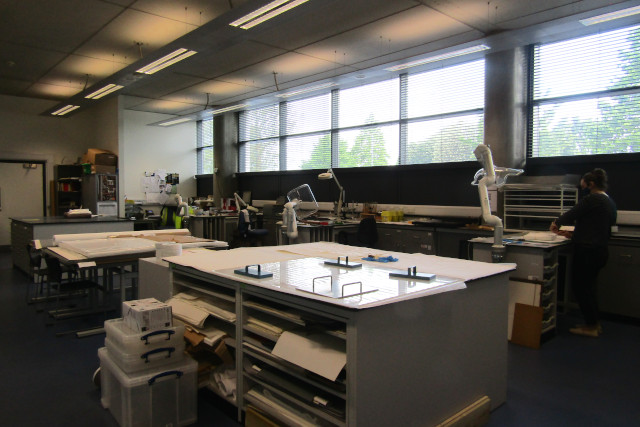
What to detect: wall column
<box><xmin>484</xmin><ymin>47</ymin><xmax>528</xmax><ymax>169</ymax></box>
<box><xmin>213</xmin><ymin>112</ymin><xmax>238</xmax><ymax>206</ymax></box>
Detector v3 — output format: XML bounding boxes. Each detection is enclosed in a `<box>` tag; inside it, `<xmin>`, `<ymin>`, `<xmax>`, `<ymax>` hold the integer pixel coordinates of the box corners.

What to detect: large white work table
<box><xmin>43</xmin><ymin>230</ymin><xmax>227</xmax><ymax>336</ymax></box>
<box><xmin>164</xmin><ymin>242</ymin><xmax>514</xmax><ymax>426</ymax></box>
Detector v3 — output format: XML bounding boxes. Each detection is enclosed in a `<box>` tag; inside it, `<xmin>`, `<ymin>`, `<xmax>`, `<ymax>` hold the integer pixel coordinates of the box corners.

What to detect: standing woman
<box><xmin>550</xmin><ymin>168</ymin><xmax>617</xmax><ymax>337</ymax></box>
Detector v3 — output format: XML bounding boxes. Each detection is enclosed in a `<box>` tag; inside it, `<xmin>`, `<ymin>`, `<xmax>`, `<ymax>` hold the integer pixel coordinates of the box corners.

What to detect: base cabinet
<box><xmin>170</xmin><ymin>264</ymin><xmax>508</xmax><ymax>426</ymax></box>
<box><xmin>597</xmin><ymin>239</ymin><xmax>640</xmax><ymax>319</ymax></box>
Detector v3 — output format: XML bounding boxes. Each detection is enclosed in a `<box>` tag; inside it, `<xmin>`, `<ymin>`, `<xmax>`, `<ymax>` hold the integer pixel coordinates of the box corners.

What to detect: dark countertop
<box><xmin>11</xmin><ymin>216</ymin><xmax>132</xmax><ymax>225</ymax></box>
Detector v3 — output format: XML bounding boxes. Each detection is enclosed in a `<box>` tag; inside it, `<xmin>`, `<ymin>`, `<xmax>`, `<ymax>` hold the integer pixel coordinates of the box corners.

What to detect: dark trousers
<box><xmin>571</xmin><ymin>244</ymin><xmax>608</xmax><ymax>326</ymax></box>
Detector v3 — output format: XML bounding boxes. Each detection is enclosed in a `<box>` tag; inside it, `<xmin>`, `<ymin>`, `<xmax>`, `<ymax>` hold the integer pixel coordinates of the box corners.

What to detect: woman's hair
<box><xmin>582</xmin><ymin>168</ymin><xmax>608</xmax><ymax>191</ymax></box>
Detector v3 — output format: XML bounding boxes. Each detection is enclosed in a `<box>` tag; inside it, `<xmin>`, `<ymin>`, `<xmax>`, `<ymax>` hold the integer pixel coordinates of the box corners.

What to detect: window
<box><xmin>238</xmin><ymin>59</ymin><xmax>485</xmax><ymax>172</ymax></box>
<box><xmin>530</xmin><ymin>24</ymin><xmax>640</xmax><ymax>157</ymax></box>
<box><xmin>239</xmin><ymin>105</ymin><xmax>279</xmax><ymax>172</ymax></box>
<box><xmin>197</xmin><ymin>119</ymin><xmax>214</xmax><ymax>174</ymax></box>
<box><xmin>405</xmin><ymin>60</ymin><xmax>485</xmax><ymax>164</ymax></box>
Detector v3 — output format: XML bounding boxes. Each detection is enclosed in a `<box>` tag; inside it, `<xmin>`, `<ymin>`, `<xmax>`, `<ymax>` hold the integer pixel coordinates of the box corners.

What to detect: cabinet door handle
<box><xmin>619</xmin><ymin>254</ymin><xmax>632</xmax><ymax>259</ymax></box>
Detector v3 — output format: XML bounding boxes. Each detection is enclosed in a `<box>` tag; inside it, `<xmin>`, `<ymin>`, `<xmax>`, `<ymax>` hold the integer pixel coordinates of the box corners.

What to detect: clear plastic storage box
<box><xmin>104</xmin><ymin>318</ymin><xmax>185</xmax><ymax>353</ymax></box>
<box><xmin>99</xmin><ymin>347</ymin><xmax>198</xmax><ymax>427</ymax></box>
<box><xmin>105</xmin><ymin>336</ymin><xmax>185</xmax><ymax>374</ymax></box>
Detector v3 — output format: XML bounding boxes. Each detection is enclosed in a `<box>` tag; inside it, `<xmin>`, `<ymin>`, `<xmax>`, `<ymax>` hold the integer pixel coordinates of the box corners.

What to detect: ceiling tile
<box><xmin>297</xmin><ymin>6</ymin><xmax>473</xmax><ymax>67</ymax></box>
<box><xmin>24</xmin><ymin>81</ymin><xmax>84</xmax><ymax>99</ymax></box>
<box><xmin>0</xmin><ymin>41</ymin><xmax>66</xmax><ymax>82</ymax></box>
<box><xmin>125</xmin><ymin>72</ymin><xmax>206</xmax><ymax>98</ymax></box>
<box><xmin>245</xmin><ymin>0</ymin><xmax>421</xmax><ymax>51</ymax></box>
<box><xmin>0</xmin><ymin>77</ymin><xmax>32</xmax><ymax>96</ymax></box>
<box><xmin>0</xmin><ymin>0</ymin><xmax>124</xmax><ymax>52</ymax></box>
<box><xmin>74</xmin><ymin>8</ymin><xmax>200</xmax><ymax>64</ymax></box>
<box><xmin>179</xmin><ymin>40</ymin><xmax>287</xmax><ymax>80</ymax></box>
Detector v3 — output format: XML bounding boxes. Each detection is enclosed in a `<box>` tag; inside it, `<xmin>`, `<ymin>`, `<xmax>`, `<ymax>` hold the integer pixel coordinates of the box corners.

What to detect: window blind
<box><xmin>530</xmin><ymin>24</ymin><xmax>640</xmax><ymax>157</ymax></box>
<box><xmin>239</xmin><ymin>105</ymin><xmax>279</xmax><ymax>172</ymax></box>
<box><xmin>282</xmin><ymin>94</ymin><xmax>332</xmax><ymax>170</ymax></box>
<box><xmin>197</xmin><ymin>119</ymin><xmax>214</xmax><ymax>174</ymax></box>
<box><xmin>404</xmin><ymin>59</ymin><xmax>485</xmax><ymax>164</ymax></box>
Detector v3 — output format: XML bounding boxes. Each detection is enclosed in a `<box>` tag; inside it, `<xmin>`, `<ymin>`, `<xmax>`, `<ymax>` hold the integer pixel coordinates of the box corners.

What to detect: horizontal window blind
<box><xmin>530</xmin><ymin>24</ymin><xmax>640</xmax><ymax>157</ymax></box>
<box><xmin>197</xmin><ymin>119</ymin><xmax>214</xmax><ymax>174</ymax></box>
<box><xmin>237</xmin><ymin>58</ymin><xmax>486</xmax><ymax>171</ymax></box>
<box><xmin>338</xmin><ymin>79</ymin><xmax>399</xmax><ymax>128</ymax></box>
<box><xmin>406</xmin><ymin>113</ymin><xmax>483</xmax><ymax>164</ymax></box>
<box><xmin>239</xmin><ymin>105</ymin><xmax>279</xmax><ymax>172</ymax></box>
<box><xmin>407</xmin><ymin>60</ymin><xmax>485</xmax><ymax>118</ymax></box>
<box><xmin>239</xmin><ymin>138</ymin><xmax>279</xmax><ymax>172</ymax></box>
<box><xmin>284</xmin><ymin>133</ymin><xmax>332</xmax><ymax>170</ymax></box>
<box><xmin>337</xmin><ymin>124</ymin><xmax>399</xmax><ymax>167</ymax></box>
<box><xmin>283</xmin><ymin>94</ymin><xmax>332</xmax><ymax>171</ymax></box>
<box><xmin>404</xmin><ymin>59</ymin><xmax>485</xmax><ymax>163</ymax></box>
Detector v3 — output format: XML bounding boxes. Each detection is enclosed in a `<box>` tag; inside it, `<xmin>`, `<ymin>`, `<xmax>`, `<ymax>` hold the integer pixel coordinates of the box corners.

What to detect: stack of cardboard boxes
<box><xmin>82</xmin><ymin>148</ymin><xmax>118</xmax><ymax>174</ymax></box>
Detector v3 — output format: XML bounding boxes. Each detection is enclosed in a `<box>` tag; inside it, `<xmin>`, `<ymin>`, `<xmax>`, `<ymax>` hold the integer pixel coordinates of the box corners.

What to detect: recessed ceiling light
<box><xmin>230</xmin><ymin>0</ymin><xmax>309</xmax><ymax>30</ymax></box>
<box><xmin>136</xmin><ymin>48</ymin><xmax>197</xmax><ymax>75</ymax></box>
<box><xmin>276</xmin><ymin>83</ymin><xmax>337</xmax><ymax>98</ymax></box>
<box><xmin>51</xmin><ymin>105</ymin><xmax>80</xmax><ymax>116</ymax></box>
<box><xmin>85</xmin><ymin>84</ymin><xmax>124</xmax><ymax>99</ymax></box>
<box><xmin>580</xmin><ymin>5</ymin><xmax>640</xmax><ymax>26</ymax></box>
<box><xmin>211</xmin><ymin>104</ymin><xmax>247</xmax><ymax>115</ymax></box>
<box><xmin>158</xmin><ymin>117</ymin><xmax>193</xmax><ymax>126</ymax></box>
<box><xmin>385</xmin><ymin>44</ymin><xmax>490</xmax><ymax>72</ymax></box>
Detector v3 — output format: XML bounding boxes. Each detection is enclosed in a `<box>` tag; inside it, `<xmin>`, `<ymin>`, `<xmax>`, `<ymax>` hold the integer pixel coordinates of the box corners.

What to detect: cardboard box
<box><xmin>82</xmin><ymin>148</ymin><xmax>117</xmax><ymax>166</ymax></box>
<box><xmin>92</xmin><ymin>164</ymin><xmax>116</xmax><ymax>174</ymax></box>
<box><xmin>122</xmin><ymin>298</ymin><xmax>172</xmax><ymax>332</ymax></box>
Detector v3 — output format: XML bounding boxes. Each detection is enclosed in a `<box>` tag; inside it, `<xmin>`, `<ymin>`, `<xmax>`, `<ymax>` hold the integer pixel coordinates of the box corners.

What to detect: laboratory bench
<box><xmin>10</xmin><ymin>216</ymin><xmax>134</xmax><ymax>276</ymax></box>
<box><xmin>163</xmin><ymin>242</ymin><xmax>514</xmax><ymax>426</ymax></box>
<box><xmin>277</xmin><ymin>218</ymin><xmax>495</xmax><ymax>258</ymax></box>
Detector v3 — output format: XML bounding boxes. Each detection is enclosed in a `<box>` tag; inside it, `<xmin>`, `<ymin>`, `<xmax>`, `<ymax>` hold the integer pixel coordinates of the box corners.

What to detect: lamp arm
<box><xmin>327</xmin><ymin>168</ymin><xmax>345</xmax><ymax>218</ymax></box>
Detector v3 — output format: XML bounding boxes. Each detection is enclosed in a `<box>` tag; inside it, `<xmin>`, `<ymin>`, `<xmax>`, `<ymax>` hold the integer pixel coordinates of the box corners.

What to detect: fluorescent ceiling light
<box><xmin>136</xmin><ymin>48</ymin><xmax>197</xmax><ymax>74</ymax></box>
<box><xmin>85</xmin><ymin>84</ymin><xmax>124</xmax><ymax>99</ymax></box>
<box><xmin>385</xmin><ymin>44</ymin><xmax>491</xmax><ymax>72</ymax></box>
<box><xmin>276</xmin><ymin>82</ymin><xmax>337</xmax><ymax>98</ymax></box>
<box><xmin>579</xmin><ymin>5</ymin><xmax>640</xmax><ymax>25</ymax></box>
<box><xmin>230</xmin><ymin>0</ymin><xmax>309</xmax><ymax>30</ymax></box>
<box><xmin>158</xmin><ymin>117</ymin><xmax>193</xmax><ymax>126</ymax></box>
<box><xmin>51</xmin><ymin>105</ymin><xmax>80</xmax><ymax>116</ymax></box>
<box><xmin>211</xmin><ymin>104</ymin><xmax>247</xmax><ymax>115</ymax></box>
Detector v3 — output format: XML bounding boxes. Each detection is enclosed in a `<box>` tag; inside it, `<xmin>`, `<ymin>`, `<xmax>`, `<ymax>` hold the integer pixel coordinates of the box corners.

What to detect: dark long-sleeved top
<box><xmin>556</xmin><ymin>193</ymin><xmax>617</xmax><ymax>248</ymax></box>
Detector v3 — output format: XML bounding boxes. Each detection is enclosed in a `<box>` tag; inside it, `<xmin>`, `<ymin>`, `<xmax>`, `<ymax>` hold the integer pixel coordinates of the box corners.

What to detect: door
<box><xmin>0</xmin><ymin>162</ymin><xmax>45</xmax><ymax>246</ymax></box>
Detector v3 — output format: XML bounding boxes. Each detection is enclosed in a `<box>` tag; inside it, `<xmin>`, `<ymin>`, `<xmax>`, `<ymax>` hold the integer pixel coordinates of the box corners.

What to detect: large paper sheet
<box><xmin>272</xmin><ymin>331</ymin><xmax>346</xmax><ymax>381</ymax></box>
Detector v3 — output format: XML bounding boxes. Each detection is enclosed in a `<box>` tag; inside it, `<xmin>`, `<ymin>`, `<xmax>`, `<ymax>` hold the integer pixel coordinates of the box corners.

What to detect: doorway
<box><xmin>0</xmin><ymin>161</ymin><xmax>46</xmax><ymax>247</ymax></box>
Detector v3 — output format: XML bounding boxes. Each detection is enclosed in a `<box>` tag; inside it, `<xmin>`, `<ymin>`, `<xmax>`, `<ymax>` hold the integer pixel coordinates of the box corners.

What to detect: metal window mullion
<box><xmin>279</xmin><ymin>101</ymin><xmax>287</xmax><ymax>171</ymax></box>
<box><xmin>399</xmin><ymin>73</ymin><xmax>408</xmax><ymax>165</ymax></box>
<box><xmin>331</xmin><ymin>89</ymin><xmax>339</xmax><ymax>167</ymax></box>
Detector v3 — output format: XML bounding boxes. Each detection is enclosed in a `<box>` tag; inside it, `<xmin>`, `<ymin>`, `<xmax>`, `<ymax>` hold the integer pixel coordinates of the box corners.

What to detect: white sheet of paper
<box><xmin>167</xmin><ymin>298</ymin><xmax>209</xmax><ymax>328</ymax></box>
<box><xmin>272</xmin><ymin>331</ymin><xmax>346</xmax><ymax>381</ymax></box>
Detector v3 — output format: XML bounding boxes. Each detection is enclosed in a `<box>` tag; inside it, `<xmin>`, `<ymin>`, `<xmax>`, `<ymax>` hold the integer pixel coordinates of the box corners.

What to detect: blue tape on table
<box><xmin>361</xmin><ymin>256</ymin><xmax>398</xmax><ymax>263</ymax></box>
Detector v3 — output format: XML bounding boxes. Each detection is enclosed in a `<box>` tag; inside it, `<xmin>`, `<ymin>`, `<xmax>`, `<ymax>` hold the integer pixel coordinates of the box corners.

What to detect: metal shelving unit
<box><xmin>502</xmin><ymin>184</ymin><xmax>578</xmax><ymax>231</ymax></box>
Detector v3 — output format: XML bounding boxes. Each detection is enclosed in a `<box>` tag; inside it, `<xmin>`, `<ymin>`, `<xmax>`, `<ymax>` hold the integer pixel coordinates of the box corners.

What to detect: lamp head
<box><xmin>318</xmin><ymin>171</ymin><xmax>333</xmax><ymax>180</ymax></box>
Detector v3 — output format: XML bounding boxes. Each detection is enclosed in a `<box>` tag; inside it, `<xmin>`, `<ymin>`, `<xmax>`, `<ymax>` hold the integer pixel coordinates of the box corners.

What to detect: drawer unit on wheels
<box><xmin>472</xmin><ymin>241</ymin><xmax>565</xmax><ymax>335</ymax></box>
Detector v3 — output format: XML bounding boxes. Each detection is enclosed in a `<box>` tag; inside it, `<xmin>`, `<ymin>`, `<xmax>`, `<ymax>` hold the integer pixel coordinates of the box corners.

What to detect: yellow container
<box><xmin>381</xmin><ymin>211</ymin><xmax>392</xmax><ymax>222</ymax></box>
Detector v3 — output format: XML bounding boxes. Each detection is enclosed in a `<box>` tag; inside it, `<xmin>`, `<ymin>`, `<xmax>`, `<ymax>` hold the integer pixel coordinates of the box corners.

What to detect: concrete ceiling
<box><xmin>0</xmin><ymin>0</ymin><xmax>638</xmax><ymax>119</ymax></box>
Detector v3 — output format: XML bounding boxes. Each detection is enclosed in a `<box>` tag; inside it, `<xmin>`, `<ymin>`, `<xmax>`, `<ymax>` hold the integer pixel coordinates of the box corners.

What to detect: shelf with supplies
<box><xmin>53</xmin><ymin>164</ymin><xmax>84</xmax><ymax>216</ymax></box>
<box><xmin>501</xmin><ymin>184</ymin><xmax>578</xmax><ymax>231</ymax></box>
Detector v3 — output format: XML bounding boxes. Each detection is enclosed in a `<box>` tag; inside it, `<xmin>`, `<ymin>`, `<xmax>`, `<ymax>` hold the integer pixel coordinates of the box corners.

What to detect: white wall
<box><xmin>121</xmin><ymin>108</ymin><xmax>197</xmax><ymax>214</ymax></box>
<box><xmin>0</xmin><ymin>94</ymin><xmax>101</xmax><ymax>211</ymax></box>
<box><xmin>0</xmin><ymin>94</ymin><xmax>198</xmax><ymax>218</ymax></box>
